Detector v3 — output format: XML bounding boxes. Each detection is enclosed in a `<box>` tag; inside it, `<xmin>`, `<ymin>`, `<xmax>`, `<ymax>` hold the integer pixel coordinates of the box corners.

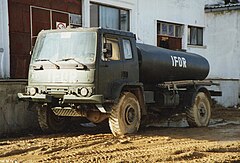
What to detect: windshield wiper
<box><xmin>35</xmin><ymin>59</ymin><xmax>60</xmax><ymax>69</ymax></box>
<box><xmin>57</xmin><ymin>58</ymin><xmax>88</xmax><ymax>70</ymax></box>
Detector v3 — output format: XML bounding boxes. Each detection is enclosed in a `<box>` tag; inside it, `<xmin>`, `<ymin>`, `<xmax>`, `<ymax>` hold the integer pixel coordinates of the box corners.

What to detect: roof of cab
<box><xmin>38</xmin><ymin>27</ymin><xmax>135</xmax><ymax>38</ymax></box>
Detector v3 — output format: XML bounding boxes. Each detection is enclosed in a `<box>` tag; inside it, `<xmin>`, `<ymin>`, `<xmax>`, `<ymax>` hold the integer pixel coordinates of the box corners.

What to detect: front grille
<box><xmin>46</xmin><ymin>87</ymin><xmax>69</xmax><ymax>94</ymax></box>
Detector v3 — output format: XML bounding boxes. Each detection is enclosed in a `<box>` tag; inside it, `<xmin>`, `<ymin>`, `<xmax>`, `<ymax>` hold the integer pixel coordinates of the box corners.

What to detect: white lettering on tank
<box><xmin>171</xmin><ymin>55</ymin><xmax>187</xmax><ymax>68</ymax></box>
<box><xmin>173</xmin><ymin>56</ymin><xmax>178</xmax><ymax>67</ymax></box>
<box><xmin>178</xmin><ymin>57</ymin><xmax>182</xmax><ymax>67</ymax></box>
<box><xmin>182</xmin><ymin>57</ymin><xmax>187</xmax><ymax>68</ymax></box>
<box><xmin>171</xmin><ymin>56</ymin><xmax>174</xmax><ymax>66</ymax></box>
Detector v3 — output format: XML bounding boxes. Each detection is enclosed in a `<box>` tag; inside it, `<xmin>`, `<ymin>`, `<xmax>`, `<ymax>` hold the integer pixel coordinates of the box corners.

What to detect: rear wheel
<box><xmin>109</xmin><ymin>92</ymin><xmax>141</xmax><ymax>136</ymax></box>
<box><xmin>38</xmin><ymin>105</ymin><xmax>69</xmax><ymax>133</ymax></box>
<box><xmin>186</xmin><ymin>92</ymin><xmax>211</xmax><ymax>127</ymax></box>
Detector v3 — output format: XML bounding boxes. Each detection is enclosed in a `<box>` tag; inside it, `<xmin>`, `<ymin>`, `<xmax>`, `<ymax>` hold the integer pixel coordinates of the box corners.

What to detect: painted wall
<box><xmin>204</xmin><ymin>9</ymin><xmax>240</xmax><ymax>106</ymax></box>
<box><xmin>205</xmin><ymin>10</ymin><xmax>240</xmax><ymax>79</ymax></box>
<box><xmin>0</xmin><ymin>0</ymin><xmax>10</xmax><ymax>78</ymax></box>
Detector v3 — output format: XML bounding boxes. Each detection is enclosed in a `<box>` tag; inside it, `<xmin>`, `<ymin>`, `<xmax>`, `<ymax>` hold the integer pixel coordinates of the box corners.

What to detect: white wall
<box><xmin>0</xmin><ymin>0</ymin><xmax>10</xmax><ymax>78</ymax></box>
<box><xmin>205</xmin><ymin>10</ymin><xmax>240</xmax><ymax>79</ymax></box>
<box><xmin>136</xmin><ymin>0</ymin><xmax>207</xmax><ymax>46</ymax></box>
<box><xmin>204</xmin><ymin>9</ymin><xmax>240</xmax><ymax>107</ymax></box>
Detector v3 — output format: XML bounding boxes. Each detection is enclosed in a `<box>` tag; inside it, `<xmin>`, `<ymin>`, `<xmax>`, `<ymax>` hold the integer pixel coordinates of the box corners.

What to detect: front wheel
<box><xmin>109</xmin><ymin>92</ymin><xmax>141</xmax><ymax>136</ymax></box>
<box><xmin>37</xmin><ymin>105</ymin><xmax>69</xmax><ymax>133</ymax></box>
<box><xmin>186</xmin><ymin>92</ymin><xmax>211</xmax><ymax>127</ymax></box>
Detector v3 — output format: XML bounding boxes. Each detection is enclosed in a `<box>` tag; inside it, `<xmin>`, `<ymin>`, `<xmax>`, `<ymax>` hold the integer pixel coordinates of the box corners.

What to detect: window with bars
<box><xmin>188</xmin><ymin>26</ymin><xmax>203</xmax><ymax>46</ymax></box>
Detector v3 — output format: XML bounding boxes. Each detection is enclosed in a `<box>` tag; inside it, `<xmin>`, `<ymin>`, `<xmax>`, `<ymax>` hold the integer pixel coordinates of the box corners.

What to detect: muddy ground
<box><xmin>0</xmin><ymin>107</ymin><xmax>239</xmax><ymax>162</ymax></box>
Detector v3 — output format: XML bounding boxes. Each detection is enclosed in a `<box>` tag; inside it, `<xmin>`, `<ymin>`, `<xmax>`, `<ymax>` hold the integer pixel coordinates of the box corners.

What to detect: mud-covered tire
<box><xmin>186</xmin><ymin>92</ymin><xmax>211</xmax><ymax>127</ymax></box>
<box><xmin>109</xmin><ymin>92</ymin><xmax>141</xmax><ymax>136</ymax></box>
<box><xmin>38</xmin><ymin>106</ymin><xmax>69</xmax><ymax>133</ymax></box>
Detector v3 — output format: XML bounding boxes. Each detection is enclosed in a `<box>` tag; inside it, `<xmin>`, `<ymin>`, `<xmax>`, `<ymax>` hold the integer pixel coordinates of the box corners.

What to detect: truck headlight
<box><xmin>28</xmin><ymin>87</ymin><xmax>37</xmax><ymax>96</ymax></box>
<box><xmin>79</xmin><ymin>87</ymin><xmax>89</xmax><ymax>97</ymax></box>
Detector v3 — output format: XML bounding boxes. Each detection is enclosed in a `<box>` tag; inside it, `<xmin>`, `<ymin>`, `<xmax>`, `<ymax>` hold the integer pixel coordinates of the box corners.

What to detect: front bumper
<box><xmin>17</xmin><ymin>93</ymin><xmax>104</xmax><ymax>104</ymax></box>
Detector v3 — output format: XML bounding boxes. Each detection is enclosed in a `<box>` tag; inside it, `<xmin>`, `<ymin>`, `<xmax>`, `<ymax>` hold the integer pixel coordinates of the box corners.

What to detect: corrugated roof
<box><xmin>205</xmin><ymin>3</ymin><xmax>240</xmax><ymax>12</ymax></box>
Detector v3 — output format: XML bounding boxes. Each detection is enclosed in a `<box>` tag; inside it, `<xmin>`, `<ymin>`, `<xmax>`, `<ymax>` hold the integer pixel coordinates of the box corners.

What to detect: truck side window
<box><xmin>123</xmin><ymin>39</ymin><xmax>133</xmax><ymax>60</ymax></box>
<box><xmin>103</xmin><ymin>37</ymin><xmax>120</xmax><ymax>61</ymax></box>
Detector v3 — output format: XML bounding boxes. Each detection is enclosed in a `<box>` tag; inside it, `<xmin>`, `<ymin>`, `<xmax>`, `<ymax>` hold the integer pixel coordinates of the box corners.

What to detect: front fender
<box><xmin>108</xmin><ymin>81</ymin><xmax>146</xmax><ymax>115</ymax></box>
<box><xmin>110</xmin><ymin>81</ymin><xmax>142</xmax><ymax>102</ymax></box>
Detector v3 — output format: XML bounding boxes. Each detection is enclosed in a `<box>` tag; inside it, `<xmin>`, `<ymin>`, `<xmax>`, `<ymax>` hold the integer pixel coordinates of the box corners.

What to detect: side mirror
<box><xmin>103</xmin><ymin>43</ymin><xmax>112</xmax><ymax>59</ymax></box>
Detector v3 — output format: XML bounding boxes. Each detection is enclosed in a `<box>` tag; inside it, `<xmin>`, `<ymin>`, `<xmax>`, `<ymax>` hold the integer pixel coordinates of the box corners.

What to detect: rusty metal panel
<box><xmin>8</xmin><ymin>0</ymin><xmax>31</xmax><ymax>78</ymax></box>
<box><xmin>32</xmin><ymin>0</ymin><xmax>51</xmax><ymax>9</ymax></box>
<box><xmin>8</xmin><ymin>0</ymin><xmax>30</xmax><ymax>33</ymax></box>
<box><xmin>10</xmin><ymin>54</ymin><xmax>30</xmax><ymax>79</ymax></box>
<box><xmin>8</xmin><ymin>2</ymin><xmax>25</xmax><ymax>32</ymax></box>
<box><xmin>50</xmin><ymin>0</ymin><xmax>68</xmax><ymax>11</ymax></box>
<box><xmin>32</xmin><ymin>7</ymin><xmax>51</xmax><ymax>37</ymax></box>
<box><xmin>10</xmin><ymin>32</ymin><xmax>30</xmax><ymax>55</ymax></box>
<box><xmin>9</xmin><ymin>32</ymin><xmax>31</xmax><ymax>78</ymax></box>
<box><xmin>9</xmin><ymin>0</ymin><xmax>32</xmax><ymax>5</ymax></box>
<box><xmin>67</xmin><ymin>0</ymin><xmax>82</xmax><ymax>14</ymax></box>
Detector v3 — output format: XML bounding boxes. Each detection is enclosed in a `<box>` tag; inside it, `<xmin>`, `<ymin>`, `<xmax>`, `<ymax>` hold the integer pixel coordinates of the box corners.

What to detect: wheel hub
<box><xmin>198</xmin><ymin>102</ymin><xmax>207</xmax><ymax>118</ymax></box>
<box><xmin>125</xmin><ymin>105</ymin><xmax>136</xmax><ymax>125</ymax></box>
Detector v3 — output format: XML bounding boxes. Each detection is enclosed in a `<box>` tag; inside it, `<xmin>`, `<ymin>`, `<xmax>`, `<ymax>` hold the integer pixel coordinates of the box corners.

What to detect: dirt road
<box><xmin>0</xmin><ymin>108</ymin><xmax>239</xmax><ymax>162</ymax></box>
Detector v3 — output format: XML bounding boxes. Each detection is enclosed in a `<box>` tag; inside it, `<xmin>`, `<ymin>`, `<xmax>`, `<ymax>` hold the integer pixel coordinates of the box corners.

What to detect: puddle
<box><xmin>146</xmin><ymin>118</ymin><xmax>189</xmax><ymax>128</ymax></box>
<box><xmin>209</xmin><ymin>119</ymin><xmax>240</xmax><ymax>127</ymax></box>
<box><xmin>146</xmin><ymin>118</ymin><xmax>240</xmax><ymax>128</ymax></box>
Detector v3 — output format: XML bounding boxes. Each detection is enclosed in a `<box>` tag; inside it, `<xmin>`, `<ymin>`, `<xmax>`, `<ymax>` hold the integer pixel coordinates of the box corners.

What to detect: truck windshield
<box><xmin>32</xmin><ymin>31</ymin><xmax>97</xmax><ymax>64</ymax></box>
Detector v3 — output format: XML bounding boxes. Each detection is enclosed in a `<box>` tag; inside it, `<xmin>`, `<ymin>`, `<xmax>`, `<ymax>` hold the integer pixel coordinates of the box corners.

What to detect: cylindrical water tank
<box><xmin>136</xmin><ymin>43</ymin><xmax>210</xmax><ymax>84</ymax></box>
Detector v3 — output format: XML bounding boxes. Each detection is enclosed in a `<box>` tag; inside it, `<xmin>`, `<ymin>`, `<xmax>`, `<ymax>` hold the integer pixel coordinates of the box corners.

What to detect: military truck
<box><xmin>18</xmin><ymin>27</ymin><xmax>220</xmax><ymax>136</ymax></box>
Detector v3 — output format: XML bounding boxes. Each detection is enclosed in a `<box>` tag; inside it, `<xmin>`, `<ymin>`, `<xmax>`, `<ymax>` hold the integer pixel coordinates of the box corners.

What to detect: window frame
<box><xmin>188</xmin><ymin>26</ymin><xmax>204</xmax><ymax>46</ymax></box>
<box><xmin>157</xmin><ymin>22</ymin><xmax>183</xmax><ymax>38</ymax></box>
<box><xmin>102</xmin><ymin>35</ymin><xmax>121</xmax><ymax>62</ymax></box>
<box><xmin>90</xmin><ymin>3</ymin><xmax>130</xmax><ymax>31</ymax></box>
<box><xmin>122</xmin><ymin>39</ymin><xmax>133</xmax><ymax>60</ymax></box>
<box><xmin>157</xmin><ymin>21</ymin><xmax>183</xmax><ymax>50</ymax></box>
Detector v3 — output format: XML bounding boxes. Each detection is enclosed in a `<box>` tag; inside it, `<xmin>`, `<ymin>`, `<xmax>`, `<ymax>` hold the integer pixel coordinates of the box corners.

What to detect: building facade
<box><xmin>86</xmin><ymin>0</ymin><xmax>240</xmax><ymax>107</ymax></box>
<box><xmin>205</xmin><ymin>2</ymin><xmax>240</xmax><ymax>106</ymax></box>
<box><xmin>0</xmin><ymin>0</ymin><xmax>239</xmax><ymax>107</ymax></box>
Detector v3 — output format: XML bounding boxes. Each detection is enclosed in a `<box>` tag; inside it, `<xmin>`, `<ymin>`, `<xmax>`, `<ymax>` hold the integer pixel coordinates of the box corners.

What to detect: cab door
<box><xmin>98</xmin><ymin>35</ymin><xmax>124</xmax><ymax>100</ymax></box>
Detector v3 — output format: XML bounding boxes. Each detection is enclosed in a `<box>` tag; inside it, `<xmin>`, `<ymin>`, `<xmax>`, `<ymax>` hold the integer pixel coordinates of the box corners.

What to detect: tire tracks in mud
<box><xmin>0</xmin><ymin>131</ymin><xmax>240</xmax><ymax>162</ymax></box>
<box><xmin>0</xmin><ymin>134</ymin><xmax>239</xmax><ymax>162</ymax></box>
<box><xmin>0</xmin><ymin>108</ymin><xmax>239</xmax><ymax>162</ymax></box>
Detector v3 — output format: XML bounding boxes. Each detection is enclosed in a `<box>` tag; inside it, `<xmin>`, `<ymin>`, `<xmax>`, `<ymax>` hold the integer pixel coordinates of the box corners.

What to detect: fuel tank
<box><xmin>136</xmin><ymin>43</ymin><xmax>210</xmax><ymax>84</ymax></box>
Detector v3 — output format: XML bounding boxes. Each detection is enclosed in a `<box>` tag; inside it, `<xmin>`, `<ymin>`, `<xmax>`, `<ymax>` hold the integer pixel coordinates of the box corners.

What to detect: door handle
<box><xmin>0</xmin><ymin>48</ymin><xmax>4</xmax><ymax>53</ymax></box>
<box><xmin>100</xmin><ymin>64</ymin><xmax>109</xmax><ymax>67</ymax></box>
